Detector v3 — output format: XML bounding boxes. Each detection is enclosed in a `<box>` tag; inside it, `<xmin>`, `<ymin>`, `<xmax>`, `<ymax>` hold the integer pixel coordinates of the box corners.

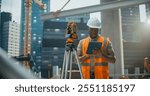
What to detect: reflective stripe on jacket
<box><xmin>81</xmin><ymin>36</ymin><xmax>109</xmax><ymax>79</ymax></box>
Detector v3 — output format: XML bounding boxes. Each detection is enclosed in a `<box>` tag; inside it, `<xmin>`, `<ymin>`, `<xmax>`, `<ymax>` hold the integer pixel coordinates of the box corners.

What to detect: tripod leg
<box><xmin>65</xmin><ymin>50</ymin><xmax>70</xmax><ymax>79</ymax></box>
<box><xmin>61</xmin><ymin>50</ymin><xmax>67</xmax><ymax>79</ymax></box>
<box><xmin>74</xmin><ymin>49</ymin><xmax>83</xmax><ymax>79</ymax></box>
<box><xmin>69</xmin><ymin>51</ymin><xmax>73</xmax><ymax>79</ymax></box>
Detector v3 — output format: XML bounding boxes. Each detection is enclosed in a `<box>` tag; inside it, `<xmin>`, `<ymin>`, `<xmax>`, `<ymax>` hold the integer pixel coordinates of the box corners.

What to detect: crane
<box><xmin>23</xmin><ymin>0</ymin><xmax>45</xmax><ymax>69</ymax></box>
<box><xmin>23</xmin><ymin>0</ymin><xmax>70</xmax><ymax>69</ymax></box>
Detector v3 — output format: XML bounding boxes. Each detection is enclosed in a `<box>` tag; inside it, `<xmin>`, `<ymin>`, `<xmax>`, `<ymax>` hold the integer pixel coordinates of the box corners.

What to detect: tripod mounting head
<box><xmin>65</xmin><ymin>43</ymin><xmax>76</xmax><ymax>51</ymax></box>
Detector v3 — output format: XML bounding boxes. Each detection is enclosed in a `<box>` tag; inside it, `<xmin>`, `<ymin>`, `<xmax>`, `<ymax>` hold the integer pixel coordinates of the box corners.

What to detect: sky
<box><xmin>51</xmin><ymin>0</ymin><xmax>101</xmax><ymax>21</ymax></box>
<box><xmin>1</xmin><ymin>0</ymin><xmax>21</xmax><ymax>23</ymax></box>
<box><xmin>1</xmin><ymin>0</ymin><xmax>101</xmax><ymax>23</ymax></box>
<box><xmin>51</xmin><ymin>0</ymin><xmax>100</xmax><ymax>11</ymax></box>
<box><xmin>1</xmin><ymin>0</ymin><xmax>147</xmax><ymax>23</ymax></box>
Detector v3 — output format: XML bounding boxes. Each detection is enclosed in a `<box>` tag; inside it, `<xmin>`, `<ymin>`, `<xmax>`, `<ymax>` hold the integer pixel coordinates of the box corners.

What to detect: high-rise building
<box><xmin>20</xmin><ymin>0</ymin><xmax>50</xmax><ymax>67</ymax></box>
<box><xmin>2</xmin><ymin>21</ymin><xmax>20</xmax><ymax>56</ymax></box>
<box><xmin>0</xmin><ymin>0</ymin><xmax>1</xmax><ymax>47</ymax></box>
<box><xmin>121</xmin><ymin>6</ymin><xmax>141</xmax><ymax>43</ymax></box>
<box><xmin>0</xmin><ymin>0</ymin><xmax>1</xmax><ymax>10</ymax></box>
<box><xmin>0</xmin><ymin>0</ymin><xmax>2</xmax><ymax>79</ymax></box>
<box><xmin>121</xmin><ymin>5</ymin><xmax>150</xmax><ymax>76</ymax></box>
<box><xmin>146</xmin><ymin>3</ymin><xmax>150</xmax><ymax>19</ymax></box>
<box><xmin>0</xmin><ymin>12</ymin><xmax>12</xmax><ymax>48</ymax></box>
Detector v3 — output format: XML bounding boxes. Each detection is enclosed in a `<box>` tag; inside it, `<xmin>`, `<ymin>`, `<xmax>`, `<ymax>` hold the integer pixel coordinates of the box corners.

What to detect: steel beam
<box><xmin>41</xmin><ymin>0</ymin><xmax>150</xmax><ymax>20</ymax></box>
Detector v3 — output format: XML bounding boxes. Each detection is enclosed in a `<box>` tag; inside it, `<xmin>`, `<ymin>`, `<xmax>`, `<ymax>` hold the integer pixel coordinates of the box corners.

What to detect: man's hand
<box><xmin>79</xmin><ymin>54</ymin><xmax>91</xmax><ymax>62</ymax></box>
<box><xmin>92</xmin><ymin>49</ymin><xmax>102</xmax><ymax>56</ymax></box>
<box><xmin>92</xmin><ymin>48</ymin><xmax>107</xmax><ymax>57</ymax></box>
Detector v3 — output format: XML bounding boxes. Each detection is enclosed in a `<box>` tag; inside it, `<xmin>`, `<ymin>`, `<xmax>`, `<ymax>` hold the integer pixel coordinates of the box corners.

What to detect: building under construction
<box><xmin>0</xmin><ymin>0</ymin><xmax>150</xmax><ymax>79</ymax></box>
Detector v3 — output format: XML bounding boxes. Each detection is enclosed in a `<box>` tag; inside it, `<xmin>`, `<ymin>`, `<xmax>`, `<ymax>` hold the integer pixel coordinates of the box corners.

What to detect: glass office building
<box><xmin>0</xmin><ymin>12</ymin><xmax>12</xmax><ymax>48</ymax></box>
<box><xmin>20</xmin><ymin>0</ymin><xmax>50</xmax><ymax>70</ymax></box>
<box><xmin>0</xmin><ymin>0</ymin><xmax>1</xmax><ymax>36</ymax></box>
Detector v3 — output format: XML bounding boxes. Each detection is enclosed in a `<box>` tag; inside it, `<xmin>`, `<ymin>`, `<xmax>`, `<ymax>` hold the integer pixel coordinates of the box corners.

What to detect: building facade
<box><xmin>121</xmin><ymin>4</ymin><xmax>150</xmax><ymax>77</ymax></box>
<box><xmin>121</xmin><ymin>6</ymin><xmax>141</xmax><ymax>43</ymax></box>
<box><xmin>20</xmin><ymin>0</ymin><xmax>50</xmax><ymax>69</ymax></box>
<box><xmin>0</xmin><ymin>0</ymin><xmax>1</xmax><ymax>10</ymax></box>
<box><xmin>0</xmin><ymin>0</ymin><xmax>1</xmax><ymax>47</ymax></box>
<box><xmin>0</xmin><ymin>12</ymin><xmax>12</xmax><ymax>48</ymax></box>
<box><xmin>100</xmin><ymin>0</ymin><xmax>148</xmax><ymax>78</ymax></box>
<box><xmin>2</xmin><ymin>21</ymin><xmax>20</xmax><ymax>56</ymax></box>
<box><xmin>146</xmin><ymin>3</ymin><xmax>150</xmax><ymax>19</ymax></box>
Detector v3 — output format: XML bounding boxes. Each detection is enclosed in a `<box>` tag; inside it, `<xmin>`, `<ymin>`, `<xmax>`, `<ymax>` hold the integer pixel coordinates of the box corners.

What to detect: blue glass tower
<box><xmin>20</xmin><ymin>0</ymin><xmax>50</xmax><ymax>69</ymax></box>
<box><xmin>0</xmin><ymin>0</ymin><xmax>2</xmax><ymax>47</ymax></box>
<box><xmin>0</xmin><ymin>12</ymin><xmax>12</xmax><ymax>48</ymax></box>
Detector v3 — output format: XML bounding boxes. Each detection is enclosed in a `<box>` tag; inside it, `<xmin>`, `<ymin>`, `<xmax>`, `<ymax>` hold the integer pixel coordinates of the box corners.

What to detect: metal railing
<box><xmin>0</xmin><ymin>48</ymin><xmax>37</xmax><ymax>79</ymax></box>
<box><xmin>1</xmin><ymin>47</ymin><xmax>149</xmax><ymax>79</ymax></box>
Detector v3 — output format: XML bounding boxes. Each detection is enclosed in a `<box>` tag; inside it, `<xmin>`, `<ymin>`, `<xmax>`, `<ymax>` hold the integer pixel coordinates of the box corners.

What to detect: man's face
<box><xmin>145</xmin><ymin>57</ymin><xmax>149</xmax><ymax>64</ymax></box>
<box><xmin>88</xmin><ymin>28</ymin><xmax>99</xmax><ymax>39</ymax></box>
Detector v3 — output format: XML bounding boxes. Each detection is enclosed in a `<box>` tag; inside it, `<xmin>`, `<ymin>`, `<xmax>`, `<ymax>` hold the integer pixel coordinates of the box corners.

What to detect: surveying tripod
<box><xmin>61</xmin><ymin>44</ymin><xmax>83</xmax><ymax>79</ymax></box>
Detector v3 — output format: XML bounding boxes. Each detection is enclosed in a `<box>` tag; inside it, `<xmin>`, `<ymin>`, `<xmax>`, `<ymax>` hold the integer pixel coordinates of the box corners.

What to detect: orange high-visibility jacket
<box><xmin>81</xmin><ymin>36</ymin><xmax>110</xmax><ymax>79</ymax></box>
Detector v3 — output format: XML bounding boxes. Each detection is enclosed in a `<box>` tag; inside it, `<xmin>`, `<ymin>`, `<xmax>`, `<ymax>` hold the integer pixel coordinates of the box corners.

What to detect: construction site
<box><xmin>0</xmin><ymin>0</ymin><xmax>150</xmax><ymax>79</ymax></box>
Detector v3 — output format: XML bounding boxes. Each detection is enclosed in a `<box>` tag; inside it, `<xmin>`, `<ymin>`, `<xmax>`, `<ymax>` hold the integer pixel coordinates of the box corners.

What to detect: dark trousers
<box><xmin>90</xmin><ymin>72</ymin><xmax>95</xmax><ymax>79</ymax></box>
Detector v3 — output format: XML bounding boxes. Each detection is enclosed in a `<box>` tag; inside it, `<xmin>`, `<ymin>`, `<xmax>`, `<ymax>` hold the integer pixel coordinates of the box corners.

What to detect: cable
<box><xmin>59</xmin><ymin>0</ymin><xmax>71</xmax><ymax>11</ymax></box>
<box><xmin>52</xmin><ymin>0</ymin><xmax>71</xmax><ymax>17</ymax></box>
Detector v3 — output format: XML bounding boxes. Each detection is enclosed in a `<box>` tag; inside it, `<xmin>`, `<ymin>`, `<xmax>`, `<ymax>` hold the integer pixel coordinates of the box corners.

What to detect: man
<box><xmin>77</xmin><ymin>17</ymin><xmax>116</xmax><ymax>79</ymax></box>
<box><xmin>142</xmin><ymin>57</ymin><xmax>150</xmax><ymax>79</ymax></box>
<box><xmin>144</xmin><ymin>57</ymin><xmax>150</xmax><ymax>73</ymax></box>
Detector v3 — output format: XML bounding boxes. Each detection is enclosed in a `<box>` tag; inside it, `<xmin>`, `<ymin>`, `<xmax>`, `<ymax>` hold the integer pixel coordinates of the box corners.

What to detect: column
<box><xmin>101</xmin><ymin>0</ymin><xmax>124</xmax><ymax>78</ymax></box>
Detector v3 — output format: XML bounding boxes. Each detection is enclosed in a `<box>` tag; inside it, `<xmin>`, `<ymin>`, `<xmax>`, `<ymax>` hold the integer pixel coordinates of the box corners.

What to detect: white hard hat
<box><xmin>87</xmin><ymin>17</ymin><xmax>101</xmax><ymax>29</ymax></box>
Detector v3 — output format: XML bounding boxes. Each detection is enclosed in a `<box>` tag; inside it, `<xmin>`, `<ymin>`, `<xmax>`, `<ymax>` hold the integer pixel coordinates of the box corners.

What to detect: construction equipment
<box><xmin>34</xmin><ymin>0</ymin><xmax>45</xmax><ymax>9</ymax></box>
<box><xmin>52</xmin><ymin>0</ymin><xmax>71</xmax><ymax>17</ymax></box>
<box><xmin>65</xmin><ymin>22</ymin><xmax>78</xmax><ymax>45</ymax></box>
<box><xmin>61</xmin><ymin>22</ymin><xmax>83</xmax><ymax>79</ymax></box>
<box><xmin>23</xmin><ymin>0</ymin><xmax>45</xmax><ymax>69</ymax></box>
